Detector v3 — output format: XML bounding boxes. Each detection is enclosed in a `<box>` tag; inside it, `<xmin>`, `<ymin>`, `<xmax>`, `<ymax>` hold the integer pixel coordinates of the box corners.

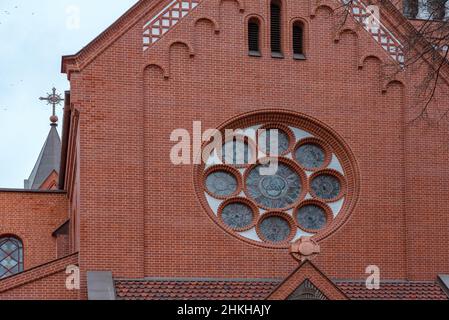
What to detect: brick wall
<box><xmin>0</xmin><ymin>190</ymin><xmax>69</xmax><ymax>270</ymax></box>
<box><xmin>0</xmin><ymin>253</ymin><xmax>79</xmax><ymax>300</ymax></box>
<box><xmin>61</xmin><ymin>0</ymin><xmax>449</xmax><ymax>298</ymax></box>
<box><xmin>56</xmin><ymin>234</ymin><xmax>70</xmax><ymax>258</ymax></box>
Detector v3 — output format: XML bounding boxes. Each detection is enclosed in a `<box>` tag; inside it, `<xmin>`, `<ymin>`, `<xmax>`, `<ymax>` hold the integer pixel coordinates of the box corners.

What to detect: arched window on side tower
<box><xmin>248</xmin><ymin>18</ymin><xmax>261</xmax><ymax>56</ymax></box>
<box><xmin>0</xmin><ymin>236</ymin><xmax>24</xmax><ymax>279</ymax></box>
<box><xmin>270</xmin><ymin>1</ymin><xmax>283</xmax><ymax>57</ymax></box>
<box><xmin>292</xmin><ymin>21</ymin><xmax>305</xmax><ymax>59</ymax></box>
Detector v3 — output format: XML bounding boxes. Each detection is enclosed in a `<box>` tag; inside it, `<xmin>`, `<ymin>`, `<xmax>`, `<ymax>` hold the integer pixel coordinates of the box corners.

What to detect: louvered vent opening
<box><xmin>292</xmin><ymin>23</ymin><xmax>304</xmax><ymax>57</ymax></box>
<box><xmin>248</xmin><ymin>20</ymin><xmax>260</xmax><ymax>55</ymax></box>
<box><xmin>270</xmin><ymin>2</ymin><xmax>282</xmax><ymax>55</ymax></box>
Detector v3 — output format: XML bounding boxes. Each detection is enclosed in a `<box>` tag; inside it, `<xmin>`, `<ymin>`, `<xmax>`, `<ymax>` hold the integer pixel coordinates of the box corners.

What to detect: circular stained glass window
<box><xmin>246</xmin><ymin>163</ymin><xmax>302</xmax><ymax>209</ymax></box>
<box><xmin>258</xmin><ymin>215</ymin><xmax>292</xmax><ymax>243</ymax></box>
<box><xmin>296</xmin><ymin>205</ymin><xmax>327</xmax><ymax>231</ymax></box>
<box><xmin>205</xmin><ymin>170</ymin><xmax>238</xmax><ymax>197</ymax></box>
<box><xmin>311</xmin><ymin>174</ymin><xmax>341</xmax><ymax>200</ymax></box>
<box><xmin>222</xmin><ymin>140</ymin><xmax>252</xmax><ymax>165</ymax></box>
<box><xmin>295</xmin><ymin>143</ymin><xmax>326</xmax><ymax>170</ymax></box>
<box><xmin>259</xmin><ymin>129</ymin><xmax>290</xmax><ymax>156</ymax></box>
<box><xmin>221</xmin><ymin>202</ymin><xmax>254</xmax><ymax>230</ymax></box>
<box><xmin>197</xmin><ymin>113</ymin><xmax>357</xmax><ymax>248</ymax></box>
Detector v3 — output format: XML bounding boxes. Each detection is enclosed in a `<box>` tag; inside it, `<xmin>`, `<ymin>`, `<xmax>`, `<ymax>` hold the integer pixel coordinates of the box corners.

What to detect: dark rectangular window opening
<box><xmin>248</xmin><ymin>20</ymin><xmax>261</xmax><ymax>57</ymax></box>
<box><xmin>293</xmin><ymin>24</ymin><xmax>305</xmax><ymax>60</ymax></box>
<box><xmin>270</xmin><ymin>3</ymin><xmax>283</xmax><ymax>58</ymax></box>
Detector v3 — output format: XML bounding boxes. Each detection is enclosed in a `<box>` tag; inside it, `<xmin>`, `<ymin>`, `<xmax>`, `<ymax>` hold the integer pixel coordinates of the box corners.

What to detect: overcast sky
<box><xmin>0</xmin><ymin>0</ymin><xmax>138</xmax><ymax>188</ymax></box>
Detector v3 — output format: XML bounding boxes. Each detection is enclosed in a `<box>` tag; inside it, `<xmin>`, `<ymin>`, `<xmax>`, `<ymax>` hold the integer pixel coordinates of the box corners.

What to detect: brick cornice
<box><xmin>0</xmin><ymin>189</ymin><xmax>66</xmax><ymax>195</ymax></box>
<box><xmin>0</xmin><ymin>253</ymin><xmax>78</xmax><ymax>293</ymax></box>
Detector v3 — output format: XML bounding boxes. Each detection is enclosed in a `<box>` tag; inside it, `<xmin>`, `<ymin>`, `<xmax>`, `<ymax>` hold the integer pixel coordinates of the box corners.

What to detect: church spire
<box><xmin>24</xmin><ymin>88</ymin><xmax>64</xmax><ymax>190</ymax></box>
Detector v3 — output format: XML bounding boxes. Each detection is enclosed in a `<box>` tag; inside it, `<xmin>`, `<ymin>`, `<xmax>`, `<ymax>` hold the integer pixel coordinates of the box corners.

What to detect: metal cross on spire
<box><xmin>39</xmin><ymin>87</ymin><xmax>64</xmax><ymax>125</ymax></box>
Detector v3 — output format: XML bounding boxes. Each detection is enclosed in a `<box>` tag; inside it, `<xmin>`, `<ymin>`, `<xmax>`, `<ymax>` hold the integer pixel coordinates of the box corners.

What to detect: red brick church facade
<box><xmin>1</xmin><ymin>0</ymin><xmax>449</xmax><ymax>300</ymax></box>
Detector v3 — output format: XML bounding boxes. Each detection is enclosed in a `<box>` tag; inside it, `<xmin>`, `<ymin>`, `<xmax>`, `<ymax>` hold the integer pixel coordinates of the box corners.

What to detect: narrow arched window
<box><xmin>0</xmin><ymin>236</ymin><xmax>24</xmax><ymax>279</ymax></box>
<box><xmin>248</xmin><ymin>18</ymin><xmax>261</xmax><ymax>56</ymax></box>
<box><xmin>270</xmin><ymin>1</ymin><xmax>282</xmax><ymax>57</ymax></box>
<box><xmin>292</xmin><ymin>22</ymin><xmax>305</xmax><ymax>59</ymax></box>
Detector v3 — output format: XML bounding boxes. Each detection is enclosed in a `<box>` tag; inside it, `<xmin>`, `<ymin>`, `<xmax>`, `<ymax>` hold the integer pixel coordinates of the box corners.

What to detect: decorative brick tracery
<box><xmin>343</xmin><ymin>0</ymin><xmax>405</xmax><ymax>66</ymax></box>
<box><xmin>143</xmin><ymin>0</ymin><xmax>201</xmax><ymax>50</ymax></box>
<box><xmin>142</xmin><ymin>0</ymin><xmax>405</xmax><ymax>67</ymax></box>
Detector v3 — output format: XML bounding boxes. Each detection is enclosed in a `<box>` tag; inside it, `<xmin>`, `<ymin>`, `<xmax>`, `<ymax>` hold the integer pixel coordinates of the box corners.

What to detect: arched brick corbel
<box><xmin>382</xmin><ymin>79</ymin><xmax>405</xmax><ymax>94</ymax></box>
<box><xmin>193</xmin><ymin>16</ymin><xmax>220</xmax><ymax>34</ymax></box>
<box><xmin>219</xmin><ymin>0</ymin><xmax>245</xmax><ymax>13</ymax></box>
<box><xmin>333</xmin><ymin>27</ymin><xmax>358</xmax><ymax>43</ymax></box>
<box><xmin>332</xmin><ymin>11</ymin><xmax>360</xmax><ymax>43</ymax></box>
<box><xmin>168</xmin><ymin>39</ymin><xmax>196</xmax><ymax>57</ymax></box>
<box><xmin>358</xmin><ymin>54</ymin><xmax>384</xmax><ymax>70</ymax></box>
<box><xmin>166</xmin><ymin>40</ymin><xmax>196</xmax><ymax>79</ymax></box>
<box><xmin>143</xmin><ymin>62</ymin><xmax>169</xmax><ymax>79</ymax></box>
<box><xmin>216</xmin><ymin>0</ymin><xmax>245</xmax><ymax>28</ymax></box>
<box><xmin>311</xmin><ymin>2</ymin><xmax>335</xmax><ymax>19</ymax></box>
<box><xmin>334</xmin><ymin>29</ymin><xmax>360</xmax><ymax>70</ymax></box>
<box><xmin>358</xmin><ymin>55</ymin><xmax>386</xmax><ymax>93</ymax></box>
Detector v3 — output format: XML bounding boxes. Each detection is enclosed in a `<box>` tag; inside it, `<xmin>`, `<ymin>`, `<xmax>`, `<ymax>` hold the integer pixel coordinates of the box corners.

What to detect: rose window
<box><xmin>196</xmin><ymin>112</ymin><xmax>359</xmax><ymax>248</ymax></box>
<box><xmin>245</xmin><ymin>162</ymin><xmax>304</xmax><ymax>209</ymax></box>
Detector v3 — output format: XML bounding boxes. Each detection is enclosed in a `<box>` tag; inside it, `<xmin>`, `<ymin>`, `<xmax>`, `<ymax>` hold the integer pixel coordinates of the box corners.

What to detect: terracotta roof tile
<box><xmin>115</xmin><ymin>279</ymin><xmax>279</xmax><ymax>300</ymax></box>
<box><xmin>114</xmin><ymin>279</ymin><xmax>448</xmax><ymax>300</ymax></box>
<box><xmin>335</xmin><ymin>281</ymin><xmax>448</xmax><ymax>300</ymax></box>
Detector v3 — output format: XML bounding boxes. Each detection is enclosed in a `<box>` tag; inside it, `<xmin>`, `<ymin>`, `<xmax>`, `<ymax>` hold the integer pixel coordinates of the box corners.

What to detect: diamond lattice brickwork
<box><xmin>142</xmin><ymin>0</ymin><xmax>405</xmax><ymax>66</ymax></box>
<box><xmin>143</xmin><ymin>0</ymin><xmax>201</xmax><ymax>51</ymax></box>
<box><xmin>344</xmin><ymin>0</ymin><xmax>405</xmax><ymax>66</ymax></box>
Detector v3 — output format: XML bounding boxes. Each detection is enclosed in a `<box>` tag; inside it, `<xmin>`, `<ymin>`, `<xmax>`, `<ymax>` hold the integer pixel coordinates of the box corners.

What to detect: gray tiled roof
<box><xmin>24</xmin><ymin>125</ymin><xmax>61</xmax><ymax>189</ymax></box>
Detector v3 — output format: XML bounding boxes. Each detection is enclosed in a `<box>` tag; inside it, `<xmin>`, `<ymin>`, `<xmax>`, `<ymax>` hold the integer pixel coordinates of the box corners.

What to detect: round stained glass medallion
<box><xmin>220</xmin><ymin>202</ymin><xmax>254</xmax><ymax>230</ymax></box>
<box><xmin>296</xmin><ymin>204</ymin><xmax>328</xmax><ymax>231</ymax></box>
<box><xmin>295</xmin><ymin>143</ymin><xmax>326</xmax><ymax>170</ymax></box>
<box><xmin>221</xmin><ymin>139</ymin><xmax>252</xmax><ymax>165</ymax></box>
<box><xmin>205</xmin><ymin>170</ymin><xmax>238</xmax><ymax>198</ymax></box>
<box><xmin>258</xmin><ymin>215</ymin><xmax>292</xmax><ymax>243</ymax></box>
<box><xmin>311</xmin><ymin>174</ymin><xmax>342</xmax><ymax>200</ymax></box>
<box><xmin>246</xmin><ymin>162</ymin><xmax>302</xmax><ymax>209</ymax></box>
<box><xmin>259</xmin><ymin>129</ymin><xmax>290</xmax><ymax>156</ymax></box>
